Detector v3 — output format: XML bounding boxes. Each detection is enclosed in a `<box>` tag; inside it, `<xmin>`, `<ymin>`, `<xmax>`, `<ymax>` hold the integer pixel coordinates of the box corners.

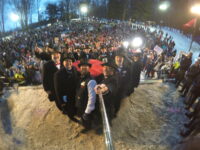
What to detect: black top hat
<box><xmin>102</xmin><ymin>61</ymin><xmax>118</xmax><ymax>71</ymax></box>
<box><xmin>63</xmin><ymin>54</ymin><xmax>75</xmax><ymax>61</ymax></box>
<box><xmin>115</xmin><ymin>47</ymin><xmax>125</xmax><ymax>57</ymax></box>
<box><xmin>78</xmin><ymin>59</ymin><xmax>92</xmax><ymax>68</ymax></box>
<box><xmin>132</xmin><ymin>53</ymin><xmax>141</xmax><ymax>57</ymax></box>
<box><xmin>51</xmin><ymin>50</ymin><xmax>61</xmax><ymax>55</ymax></box>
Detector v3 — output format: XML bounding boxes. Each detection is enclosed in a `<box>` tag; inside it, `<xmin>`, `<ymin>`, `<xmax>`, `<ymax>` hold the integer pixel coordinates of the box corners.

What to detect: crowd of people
<box><xmin>170</xmin><ymin>52</ymin><xmax>200</xmax><ymax>150</ymax></box>
<box><xmin>173</xmin><ymin>52</ymin><xmax>200</xmax><ymax>138</ymax></box>
<box><xmin>0</xmin><ymin>18</ymin><xmax>200</xmax><ymax>140</ymax></box>
<box><xmin>32</xmin><ymin>19</ymin><xmax>185</xmax><ymax>133</ymax></box>
<box><xmin>38</xmin><ymin>20</ymin><xmax>144</xmax><ymax>133</ymax></box>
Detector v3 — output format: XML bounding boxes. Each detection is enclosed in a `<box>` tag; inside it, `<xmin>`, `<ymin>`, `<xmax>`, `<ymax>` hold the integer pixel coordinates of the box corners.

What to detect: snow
<box><xmin>150</xmin><ymin>26</ymin><xmax>200</xmax><ymax>62</ymax></box>
<box><xmin>0</xmin><ymin>82</ymin><xmax>187</xmax><ymax>150</ymax></box>
<box><xmin>0</xmin><ymin>25</ymin><xmax>198</xmax><ymax>150</ymax></box>
<box><xmin>161</xmin><ymin>27</ymin><xmax>200</xmax><ymax>61</ymax></box>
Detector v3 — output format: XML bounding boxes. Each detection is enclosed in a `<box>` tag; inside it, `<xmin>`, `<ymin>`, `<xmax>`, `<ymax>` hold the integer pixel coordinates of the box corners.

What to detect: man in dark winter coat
<box><xmin>185</xmin><ymin>73</ymin><xmax>200</xmax><ymax>110</ymax></box>
<box><xmin>54</xmin><ymin>55</ymin><xmax>79</xmax><ymax>122</ymax></box>
<box><xmin>98</xmin><ymin>46</ymin><xmax>109</xmax><ymax>62</ymax></box>
<box><xmin>175</xmin><ymin>53</ymin><xmax>193</xmax><ymax>87</ymax></box>
<box><xmin>42</xmin><ymin>51</ymin><xmax>61</xmax><ymax>105</ymax></box>
<box><xmin>75</xmin><ymin>60</ymin><xmax>97</xmax><ymax>133</ymax></box>
<box><xmin>183</xmin><ymin>101</ymin><xmax>200</xmax><ymax>137</ymax></box>
<box><xmin>114</xmin><ymin>48</ymin><xmax>131</xmax><ymax>114</ymax></box>
<box><xmin>129</xmin><ymin>53</ymin><xmax>142</xmax><ymax>94</ymax></box>
<box><xmin>181</xmin><ymin>72</ymin><xmax>200</xmax><ymax>137</ymax></box>
<box><xmin>95</xmin><ymin>61</ymin><xmax>118</xmax><ymax>121</ymax></box>
<box><xmin>179</xmin><ymin>60</ymin><xmax>200</xmax><ymax>97</ymax></box>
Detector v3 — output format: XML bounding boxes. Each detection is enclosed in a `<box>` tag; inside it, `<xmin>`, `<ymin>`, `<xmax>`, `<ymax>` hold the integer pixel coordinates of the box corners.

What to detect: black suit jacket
<box><xmin>131</xmin><ymin>61</ymin><xmax>142</xmax><ymax>88</ymax></box>
<box><xmin>54</xmin><ymin>67</ymin><xmax>78</xmax><ymax>106</ymax></box>
<box><xmin>42</xmin><ymin>60</ymin><xmax>58</xmax><ymax>92</ymax></box>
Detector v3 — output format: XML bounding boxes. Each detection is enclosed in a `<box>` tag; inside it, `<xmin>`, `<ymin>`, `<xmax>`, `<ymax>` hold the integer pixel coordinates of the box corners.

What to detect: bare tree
<box><xmin>0</xmin><ymin>0</ymin><xmax>5</xmax><ymax>32</ymax></box>
<box><xmin>36</xmin><ymin>0</ymin><xmax>41</xmax><ymax>21</ymax></box>
<box><xmin>62</xmin><ymin>0</ymin><xmax>71</xmax><ymax>20</ymax></box>
<box><xmin>12</xmin><ymin>0</ymin><xmax>34</xmax><ymax>29</ymax></box>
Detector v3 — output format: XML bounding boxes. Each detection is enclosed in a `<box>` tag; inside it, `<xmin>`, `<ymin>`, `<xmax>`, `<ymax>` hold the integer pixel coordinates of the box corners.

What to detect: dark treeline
<box><xmin>0</xmin><ymin>0</ymin><xmax>199</xmax><ymax>32</ymax></box>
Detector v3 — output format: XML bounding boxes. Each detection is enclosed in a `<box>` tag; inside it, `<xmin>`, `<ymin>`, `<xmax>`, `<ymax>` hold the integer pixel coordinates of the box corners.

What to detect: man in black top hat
<box><xmin>95</xmin><ymin>61</ymin><xmax>118</xmax><ymax>121</ymax></box>
<box><xmin>98</xmin><ymin>46</ymin><xmax>109</xmax><ymax>62</ymax></box>
<box><xmin>54</xmin><ymin>55</ymin><xmax>79</xmax><ymax>122</ymax></box>
<box><xmin>75</xmin><ymin>60</ymin><xmax>97</xmax><ymax>133</ymax></box>
<box><xmin>42</xmin><ymin>51</ymin><xmax>61</xmax><ymax>104</ymax></box>
<box><xmin>114</xmin><ymin>47</ymin><xmax>131</xmax><ymax>114</ymax></box>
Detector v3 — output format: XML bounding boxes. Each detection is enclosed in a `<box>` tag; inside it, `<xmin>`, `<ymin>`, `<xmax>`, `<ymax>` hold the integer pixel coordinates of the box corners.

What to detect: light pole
<box><xmin>189</xmin><ymin>4</ymin><xmax>200</xmax><ymax>51</ymax></box>
<box><xmin>158</xmin><ymin>1</ymin><xmax>170</xmax><ymax>26</ymax></box>
<box><xmin>80</xmin><ymin>5</ymin><xmax>88</xmax><ymax>20</ymax></box>
<box><xmin>159</xmin><ymin>3</ymin><xmax>169</xmax><ymax>11</ymax></box>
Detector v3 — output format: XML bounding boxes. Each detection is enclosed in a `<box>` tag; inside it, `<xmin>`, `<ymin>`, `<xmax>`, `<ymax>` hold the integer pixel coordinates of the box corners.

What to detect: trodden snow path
<box><xmin>0</xmin><ymin>82</ymin><xmax>187</xmax><ymax>150</ymax></box>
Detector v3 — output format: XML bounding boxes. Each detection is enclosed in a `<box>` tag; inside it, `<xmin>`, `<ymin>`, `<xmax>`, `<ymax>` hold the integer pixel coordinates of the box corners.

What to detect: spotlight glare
<box><xmin>132</xmin><ymin>37</ymin><xmax>143</xmax><ymax>48</ymax></box>
<box><xmin>159</xmin><ymin>2</ymin><xmax>170</xmax><ymax>11</ymax></box>
<box><xmin>80</xmin><ymin>5</ymin><xmax>88</xmax><ymax>14</ymax></box>
<box><xmin>191</xmin><ymin>4</ymin><xmax>200</xmax><ymax>15</ymax></box>
<box><xmin>10</xmin><ymin>13</ymin><xmax>19</xmax><ymax>22</ymax></box>
<box><xmin>123</xmin><ymin>41</ymin><xmax>129</xmax><ymax>48</ymax></box>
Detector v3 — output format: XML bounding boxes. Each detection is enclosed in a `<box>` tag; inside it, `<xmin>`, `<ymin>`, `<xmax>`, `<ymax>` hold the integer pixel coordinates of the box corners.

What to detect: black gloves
<box><xmin>82</xmin><ymin>113</ymin><xmax>91</xmax><ymax>121</ymax></box>
<box><xmin>81</xmin><ymin>113</ymin><xmax>92</xmax><ymax>129</ymax></box>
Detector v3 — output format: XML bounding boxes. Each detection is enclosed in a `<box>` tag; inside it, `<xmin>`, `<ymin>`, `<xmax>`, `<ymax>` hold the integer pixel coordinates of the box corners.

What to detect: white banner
<box><xmin>154</xmin><ymin>45</ymin><xmax>163</xmax><ymax>55</ymax></box>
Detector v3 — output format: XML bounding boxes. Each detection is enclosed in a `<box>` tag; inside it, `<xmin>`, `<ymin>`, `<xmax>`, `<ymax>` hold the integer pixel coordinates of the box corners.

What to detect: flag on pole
<box><xmin>183</xmin><ymin>18</ymin><xmax>197</xmax><ymax>28</ymax></box>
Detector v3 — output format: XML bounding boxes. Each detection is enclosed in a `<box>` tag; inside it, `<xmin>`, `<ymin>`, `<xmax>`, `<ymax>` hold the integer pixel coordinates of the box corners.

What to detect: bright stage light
<box><xmin>191</xmin><ymin>4</ymin><xmax>200</xmax><ymax>15</ymax></box>
<box><xmin>80</xmin><ymin>5</ymin><xmax>88</xmax><ymax>14</ymax></box>
<box><xmin>159</xmin><ymin>2</ymin><xmax>170</xmax><ymax>11</ymax></box>
<box><xmin>10</xmin><ymin>13</ymin><xmax>19</xmax><ymax>22</ymax></box>
<box><xmin>123</xmin><ymin>41</ymin><xmax>129</xmax><ymax>48</ymax></box>
<box><xmin>131</xmin><ymin>37</ymin><xmax>143</xmax><ymax>48</ymax></box>
<box><xmin>135</xmin><ymin>49</ymin><xmax>142</xmax><ymax>53</ymax></box>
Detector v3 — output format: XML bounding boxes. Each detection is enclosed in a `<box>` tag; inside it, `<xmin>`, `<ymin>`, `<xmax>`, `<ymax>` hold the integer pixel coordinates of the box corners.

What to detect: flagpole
<box><xmin>188</xmin><ymin>36</ymin><xmax>193</xmax><ymax>52</ymax></box>
<box><xmin>189</xmin><ymin>18</ymin><xmax>197</xmax><ymax>52</ymax></box>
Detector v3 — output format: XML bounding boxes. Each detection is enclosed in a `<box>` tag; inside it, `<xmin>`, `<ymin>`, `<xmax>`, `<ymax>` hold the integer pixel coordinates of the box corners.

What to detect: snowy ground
<box><xmin>149</xmin><ymin>26</ymin><xmax>200</xmax><ymax>62</ymax></box>
<box><xmin>161</xmin><ymin>27</ymin><xmax>200</xmax><ymax>61</ymax></box>
<box><xmin>0</xmin><ymin>82</ymin><xmax>188</xmax><ymax>150</ymax></box>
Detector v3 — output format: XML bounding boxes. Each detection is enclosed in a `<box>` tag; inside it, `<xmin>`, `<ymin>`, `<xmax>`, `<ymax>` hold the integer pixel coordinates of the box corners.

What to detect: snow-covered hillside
<box><xmin>0</xmin><ymin>82</ymin><xmax>187</xmax><ymax>150</ymax></box>
<box><xmin>161</xmin><ymin>27</ymin><xmax>200</xmax><ymax>61</ymax></box>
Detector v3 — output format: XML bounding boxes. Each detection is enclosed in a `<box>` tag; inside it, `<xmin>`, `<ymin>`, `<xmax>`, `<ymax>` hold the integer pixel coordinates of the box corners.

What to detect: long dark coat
<box><xmin>54</xmin><ymin>67</ymin><xmax>78</xmax><ymax>116</ymax></box>
<box><xmin>42</xmin><ymin>60</ymin><xmax>58</xmax><ymax>101</ymax></box>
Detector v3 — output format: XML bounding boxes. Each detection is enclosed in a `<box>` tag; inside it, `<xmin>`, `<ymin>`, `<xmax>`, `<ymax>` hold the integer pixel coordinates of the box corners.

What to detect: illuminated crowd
<box><xmin>0</xmin><ymin>19</ymin><xmax>200</xmax><ymax>138</ymax></box>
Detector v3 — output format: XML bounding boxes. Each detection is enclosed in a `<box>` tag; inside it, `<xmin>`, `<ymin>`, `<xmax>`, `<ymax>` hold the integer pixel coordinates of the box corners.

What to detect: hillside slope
<box><xmin>0</xmin><ymin>82</ymin><xmax>187</xmax><ymax>150</ymax></box>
